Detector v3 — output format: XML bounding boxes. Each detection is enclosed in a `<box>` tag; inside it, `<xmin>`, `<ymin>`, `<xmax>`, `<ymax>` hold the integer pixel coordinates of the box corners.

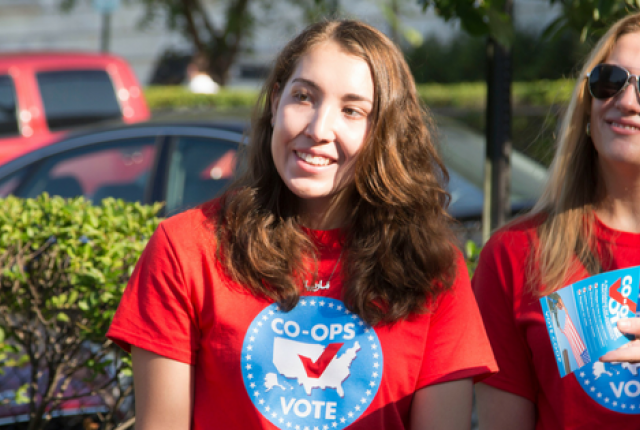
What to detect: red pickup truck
<box><xmin>0</xmin><ymin>52</ymin><xmax>150</xmax><ymax>164</ymax></box>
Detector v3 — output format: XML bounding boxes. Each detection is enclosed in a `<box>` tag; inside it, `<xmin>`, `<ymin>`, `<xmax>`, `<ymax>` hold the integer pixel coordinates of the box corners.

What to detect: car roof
<box><xmin>437</xmin><ymin>116</ymin><xmax>547</xmax><ymax>220</ymax></box>
<box><xmin>0</xmin><ymin>51</ymin><xmax>123</xmax><ymax>64</ymax></box>
<box><xmin>0</xmin><ymin>51</ymin><xmax>134</xmax><ymax>75</ymax></box>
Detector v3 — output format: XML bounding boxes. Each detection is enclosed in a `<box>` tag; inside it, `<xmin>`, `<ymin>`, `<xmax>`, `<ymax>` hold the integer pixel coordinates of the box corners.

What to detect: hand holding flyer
<box><xmin>540</xmin><ymin>266</ymin><xmax>640</xmax><ymax>377</ymax></box>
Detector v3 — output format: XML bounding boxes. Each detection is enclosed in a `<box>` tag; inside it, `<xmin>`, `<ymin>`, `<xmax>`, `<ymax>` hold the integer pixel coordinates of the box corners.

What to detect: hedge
<box><xmin>144</xmin><ymin>79</ymin><xmax>575</xmax><ymax>112</ymax></box>
<box><xmin>144</xmin><ymin>86</ymin><xmax>259</xmax><ymax>111</ymax></box>
<box><xmin>0</xmin><ymin>195</ymin><xmax>162</xmax><ymax>430</ymax></box>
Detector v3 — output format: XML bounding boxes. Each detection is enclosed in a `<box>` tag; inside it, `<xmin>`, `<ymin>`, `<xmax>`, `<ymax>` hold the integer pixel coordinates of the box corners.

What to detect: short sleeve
<box><xmin>107</xmin><ymin>223</ymin><xmax>199</xmax><ymax>365</ymax></box>
<box><xmin>416</xmin><ymin>252</ymin><xmax>498</xmax><ymax>388</ymax></box>
<box><xmin>471</xmin><ymin>235</ymin><xmax>538</xmax><ymax>402</ymax></box>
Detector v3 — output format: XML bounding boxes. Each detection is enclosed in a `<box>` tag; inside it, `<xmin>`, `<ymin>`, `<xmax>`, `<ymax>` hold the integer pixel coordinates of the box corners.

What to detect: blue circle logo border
<box><xmin>576</xmin><ymin>362</ymin><xmax>640</xmax><ymax>414</ymax></box>
<box><xmin>241</xmin><ymin>298</ymin><xmax>383</xmax><ymax>430</ymax></box>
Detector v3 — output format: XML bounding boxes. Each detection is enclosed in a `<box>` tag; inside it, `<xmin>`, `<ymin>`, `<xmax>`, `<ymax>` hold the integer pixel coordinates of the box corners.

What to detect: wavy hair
<box><xmin>214</xmin><ymin>19</ymin><xmax>457</xmax><ymax>325</ymax></box>
<box><xmin>530</xmin><ymin>12</ymin><xmax>640</xmax><ymax>296</ymax></box>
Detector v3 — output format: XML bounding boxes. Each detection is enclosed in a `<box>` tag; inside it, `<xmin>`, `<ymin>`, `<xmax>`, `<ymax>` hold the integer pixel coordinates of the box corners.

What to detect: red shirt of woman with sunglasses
<box><xmin>473</xmin><ymin>12</ymin><xmax>640</xmax><ymax>430</ymax></box>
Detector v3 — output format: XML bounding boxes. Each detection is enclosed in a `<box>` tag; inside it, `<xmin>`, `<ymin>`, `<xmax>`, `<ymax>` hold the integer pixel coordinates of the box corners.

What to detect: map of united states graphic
<box><xmin>273</xmin><ymin>337</ymin><xmax>360</xmax><ymax>397</ymax></box>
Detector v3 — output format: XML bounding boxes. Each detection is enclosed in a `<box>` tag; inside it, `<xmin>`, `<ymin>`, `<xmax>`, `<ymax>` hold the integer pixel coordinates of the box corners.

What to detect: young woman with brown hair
<box><xmin>473</xmin><ymin>12</ymin><xmax>640</xmax><ymax>430</ymax></box>
<box><xmin>107</xmin><ymin>19</ymin><xmax>496</xmax><ymax>430</ymax></box>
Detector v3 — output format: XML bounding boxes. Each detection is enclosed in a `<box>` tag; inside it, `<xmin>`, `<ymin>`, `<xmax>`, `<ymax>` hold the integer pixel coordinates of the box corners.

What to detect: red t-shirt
<box><xmin>473</xmin><ymin>214</ymin><xmax>640</xmax><ymax>428</ymax></box>
<box><xmin>107</xmin><ymin>202</ymin><xmax>497</xmax><ymax>430</ymax></box>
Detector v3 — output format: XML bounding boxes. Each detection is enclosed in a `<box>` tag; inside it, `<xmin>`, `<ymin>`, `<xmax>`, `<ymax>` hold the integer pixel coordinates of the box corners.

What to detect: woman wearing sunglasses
<box><xmin>473</xmin><ymin>12</ymin><xmax>640</xmax><ymax>429</ymax></box>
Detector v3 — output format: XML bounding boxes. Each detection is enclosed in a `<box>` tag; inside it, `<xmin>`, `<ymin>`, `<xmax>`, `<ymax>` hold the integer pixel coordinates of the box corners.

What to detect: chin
<box><xmin>286</xmin><ymin>182</ymin><xmax>330</xmax><ymax>197</ymax></box>
<box><xmin>291</xmin><ymin>190</ymin><xmax>333</xmax><ymax>200</ymax></box>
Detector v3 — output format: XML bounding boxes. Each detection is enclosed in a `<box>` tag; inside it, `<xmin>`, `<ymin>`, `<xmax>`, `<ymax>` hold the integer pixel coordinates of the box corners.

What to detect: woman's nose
<box><xmin>615</xmin><ymin>78</ymin><xmax>640</xmax><ymax>114</ymax></box>
<box><xmin>305</xmin><ymin>105</ymin><xmax>337</xmax><ymax>143</ymax></box>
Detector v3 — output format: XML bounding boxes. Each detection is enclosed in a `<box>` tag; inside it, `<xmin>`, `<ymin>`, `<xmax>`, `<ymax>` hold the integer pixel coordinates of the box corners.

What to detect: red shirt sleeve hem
<box><xmin>417</xmin><ymin>363</ymin><xmax>498</xmax><ymax>389</ymax></box>
<box><xmin>107</xmin><ymin>327</ymin><xmax>195</xmax><ymax>365</ymax></box>
<box><xmin>475</xmin><ymin>374</ymin><xmax>537</xmax><ymax>403</ymax></box>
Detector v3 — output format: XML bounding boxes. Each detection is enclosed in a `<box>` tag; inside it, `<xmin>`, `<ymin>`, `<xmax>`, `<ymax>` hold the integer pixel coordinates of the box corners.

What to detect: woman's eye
<box><xmin>294</xmin><ymin>92</ymin><xmax>310</xmax><ymax>102</ymax></box>
<box><xmin>344</xmin><ymin>108</ymin><xmax>364</xmax><ymax>118</ymax></box>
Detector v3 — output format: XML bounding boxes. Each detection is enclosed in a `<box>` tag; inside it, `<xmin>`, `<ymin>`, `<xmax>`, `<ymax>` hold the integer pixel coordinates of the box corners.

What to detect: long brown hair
<box><xmin>215</xmin><ymin>19</ymin><xmax>457</xmax><ymax>325</ymax></box>
<box><xmin>531</xmin><ymin>12</ymin><xmax>640</xmax><ymax>296</ymax></box>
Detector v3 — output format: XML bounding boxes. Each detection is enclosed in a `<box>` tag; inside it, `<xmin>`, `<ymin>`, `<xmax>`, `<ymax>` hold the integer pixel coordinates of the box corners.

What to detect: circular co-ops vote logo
<box><xmin>576</xmin><ymin>361</ymin><xmax>640</xmax><ymax>414</ymax></box>
<box><xmin>241</xmin><ymin>297</ymin><xmax>383</xmax><ymax>430</ymax></box>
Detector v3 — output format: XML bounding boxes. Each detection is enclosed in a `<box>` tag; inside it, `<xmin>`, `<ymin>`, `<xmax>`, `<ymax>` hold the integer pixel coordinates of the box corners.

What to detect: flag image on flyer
<box><xmin>540</xmin><ymin>266</ymin><xmax>640</xmax><ymax>377</ymax></box>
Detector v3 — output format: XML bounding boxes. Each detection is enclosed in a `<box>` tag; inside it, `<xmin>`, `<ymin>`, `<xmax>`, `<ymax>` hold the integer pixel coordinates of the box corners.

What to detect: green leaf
<box><xmin>15</xmin><ymin>384</ymin><xmax>29</xmax><ymax>404</ymax></box>
<box><xmin>458</xmin><ymin>7</ymin><xmax>491</xmax><ymax>36</ymax></box>
<box><xmin>486</xmin><ymin>8</ymin><xmax>514</xmax><ymax>48</ymax></box>
<box><xmin>465</xmin><ymin>240</ymin><xmax>480</xmax><ymax>260</ymax></box>
<box><xmin>68</xmin><ymin>290</ymin><xmax>79</xmax><ymax>305</ymax></box>
<box><xmin>403</xmin><ymin>27</ymin><xmax>424</xmax><ymax>47</ymax></box>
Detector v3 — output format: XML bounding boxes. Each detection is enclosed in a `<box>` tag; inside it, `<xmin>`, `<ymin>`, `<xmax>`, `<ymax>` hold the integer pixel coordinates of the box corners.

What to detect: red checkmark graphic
<box><xmin>299</xmin><ymin>343</ymin><xmax>344</xmax><ymax>378</ymax></box>
<box><xmin>609</xmin><ymin>278</ymin><xmax>637</xmax><ymax>313</ymax></box>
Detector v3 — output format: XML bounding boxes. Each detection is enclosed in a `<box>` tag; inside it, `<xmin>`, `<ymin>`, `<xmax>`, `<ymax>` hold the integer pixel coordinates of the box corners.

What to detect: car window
<box><xmin>16</xmin><ymin>137</ymin><xmax>157</xmax><ymax>203</ymax></box>
<box><xmin>446</xmin><ymin>169</ymin><xmax>485</xmax><ymax>219</ymax></box>
<box><xmin>0</xmin><ymin>75</ymin><xmax>19</xmax><ymax>137</ymax></box>
<box><xmin>165</xmin><ymin>135</ymin><xmax>238</xmax><ymax>215</ymax></box>
<box><xmin>0</xmin><ymin>167</ymin><xmax>28</xmax><ymax>197</ymax></box>
<box><xmin>36</xmin><ymin>70</ymin><xmax>122</xmax><ymax>131</ymax></box>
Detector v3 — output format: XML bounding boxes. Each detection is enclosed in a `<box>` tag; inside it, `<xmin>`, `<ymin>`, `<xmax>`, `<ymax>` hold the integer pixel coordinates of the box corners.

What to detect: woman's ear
<box><xmin>271</xmin><ymin>83</ymin><xmax>281</xmax><ymax>122</ymax></box>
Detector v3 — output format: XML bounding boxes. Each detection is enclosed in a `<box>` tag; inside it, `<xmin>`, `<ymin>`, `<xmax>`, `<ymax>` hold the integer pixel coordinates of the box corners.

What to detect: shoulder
<box><xmin>472</xmin><ymin>213</ymin><xmax>545</xmax><ymax>298</ymax></box>
<box><xmin>162</xmin><ymin>198</ymin><xmax>219</xmax><ymax>229</ymax></box>
<box><xmin>481</xmin><ymin>213</ymin><xmax>544</xmax><ymax>261</ymax></box>
<box><xmin>154</xmin><ymin>199</ymin><xmax>220</xmax><ymax>251</ymax></box>
<box><xmin>434</xmin><ymin>248</ymin><xmax>472</xmax><ymax>307</ymax></box>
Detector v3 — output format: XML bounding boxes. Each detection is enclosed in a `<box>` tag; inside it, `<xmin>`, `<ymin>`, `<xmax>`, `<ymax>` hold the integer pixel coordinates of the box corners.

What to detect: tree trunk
<box><xmin>482</xmin><ymin>0</ymin><xmax>513</xmax><ymax>242</ymax></box>
<box><xmin>208</xmin><ymin>0</ymin><xmax>251</xmax><ymax>86</ymax></box>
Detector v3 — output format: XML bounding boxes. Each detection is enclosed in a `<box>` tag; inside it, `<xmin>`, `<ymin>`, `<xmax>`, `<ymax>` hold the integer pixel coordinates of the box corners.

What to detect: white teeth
<box><xmin>295</xmin><ymin>151</ymin><xmax>331</xmax><ymax>166</ymax></box>
<box><xmin>611</xmin><ymin>121</ymin><xmax>640</xmax><ymax>131</ymax></box>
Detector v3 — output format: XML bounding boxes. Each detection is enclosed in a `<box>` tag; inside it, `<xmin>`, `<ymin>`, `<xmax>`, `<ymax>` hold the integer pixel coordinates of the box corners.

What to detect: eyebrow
<box><xmin>292</xmin><ymin>78</ymin><xmax>373</xmax><ymax>105</ymax></box>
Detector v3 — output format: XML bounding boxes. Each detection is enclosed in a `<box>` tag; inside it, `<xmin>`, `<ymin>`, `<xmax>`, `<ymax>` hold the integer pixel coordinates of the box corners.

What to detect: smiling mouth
<box><xmin>608</xmin><ymin>120</ymin><xmax>640</xmax><ymax>131</ymax></box>
<box><xmin>295</xmin><ymin>150</ymin><xmax>332</xmax><ymax>166</ymax></box>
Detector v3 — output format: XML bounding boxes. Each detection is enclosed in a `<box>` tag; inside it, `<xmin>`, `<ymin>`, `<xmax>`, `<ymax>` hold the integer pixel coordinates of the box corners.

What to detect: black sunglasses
<box><xmin>587</xmin><ymin>64</ymin><xmax>640</xmax><ymax>100</ymax></box>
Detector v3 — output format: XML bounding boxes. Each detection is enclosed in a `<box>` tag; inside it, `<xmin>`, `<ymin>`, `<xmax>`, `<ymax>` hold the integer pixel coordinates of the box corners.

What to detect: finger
<box><xmin>601</xmin><ymin>342</ymin><xmax>640</xmax><ymax>363</ymax></box>
<box><xmin>618</xmin><ymin>318</ymin><xmax>640</xmax><ymax>336</ymax></box>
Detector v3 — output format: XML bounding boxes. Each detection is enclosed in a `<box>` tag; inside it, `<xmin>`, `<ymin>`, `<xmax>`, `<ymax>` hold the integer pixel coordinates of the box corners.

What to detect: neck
<box><xmin>595</xmin><ymin>165</ymin><xmax>640</xmax><ymax>233</ymax></box>
<box><xmin>299</xmin><ymin>192</ymin><xmax>350</xmax><ymax>230</ymax></box>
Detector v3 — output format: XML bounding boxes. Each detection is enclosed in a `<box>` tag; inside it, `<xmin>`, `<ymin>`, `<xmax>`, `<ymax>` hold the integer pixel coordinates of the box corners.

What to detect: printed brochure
<box><xmin>540</xmin><ymin>266</ymin><xmax>640</xmax><ymax>377</ymax></box>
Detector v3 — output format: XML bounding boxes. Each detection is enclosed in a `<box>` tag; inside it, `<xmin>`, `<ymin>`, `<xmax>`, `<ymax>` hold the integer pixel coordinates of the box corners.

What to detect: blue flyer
<box><xmin>540</xmin><ymin>266</ymin><xmax>640</xmax><ymax>378</ymax></box>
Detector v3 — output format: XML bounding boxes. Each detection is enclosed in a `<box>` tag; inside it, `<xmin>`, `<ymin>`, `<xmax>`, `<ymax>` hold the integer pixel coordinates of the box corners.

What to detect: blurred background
<box><xmin>0</xmin><ymin>0</ymin><xmax>564</xmax><ymax>87</ymax></box>
<box><xmin>0</xmin><ymin>0</ymin><xmax>594</xmax><ymax>242</ymax></box>
<box><xmin>0</xmin><ymin>1</ymin><xmax>637</xmax><ymax>429</ymax></box>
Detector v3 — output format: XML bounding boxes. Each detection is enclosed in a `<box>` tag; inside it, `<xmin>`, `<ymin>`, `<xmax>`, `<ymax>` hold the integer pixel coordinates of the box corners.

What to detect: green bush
<box><xmin>0</xmin><ymin>195</ymin><xmax>162</xmax><ymax>430</ymax></box>
<box><xmin>145</xmin><ymin>79</ymin><xmax>575</xmax><ymax>113</ymax></box>
<box><xmin>512</xmin><ymin>79</ymin><xmax>575</xmax><ymax>106</ymax></box>
<box><xmin>416</xmin><ymin>82</ymin><xmax>488</xmax><ymax>108</ymax></box>
<box><xmin>414</xmin><ymin>79</ymin><xmax>575</xmax><ymax>109</ymax></box>
<box><xmin>145</xmin><ymin>86</ymin><xmax>259</xmax><ymax>111</ymax></box>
